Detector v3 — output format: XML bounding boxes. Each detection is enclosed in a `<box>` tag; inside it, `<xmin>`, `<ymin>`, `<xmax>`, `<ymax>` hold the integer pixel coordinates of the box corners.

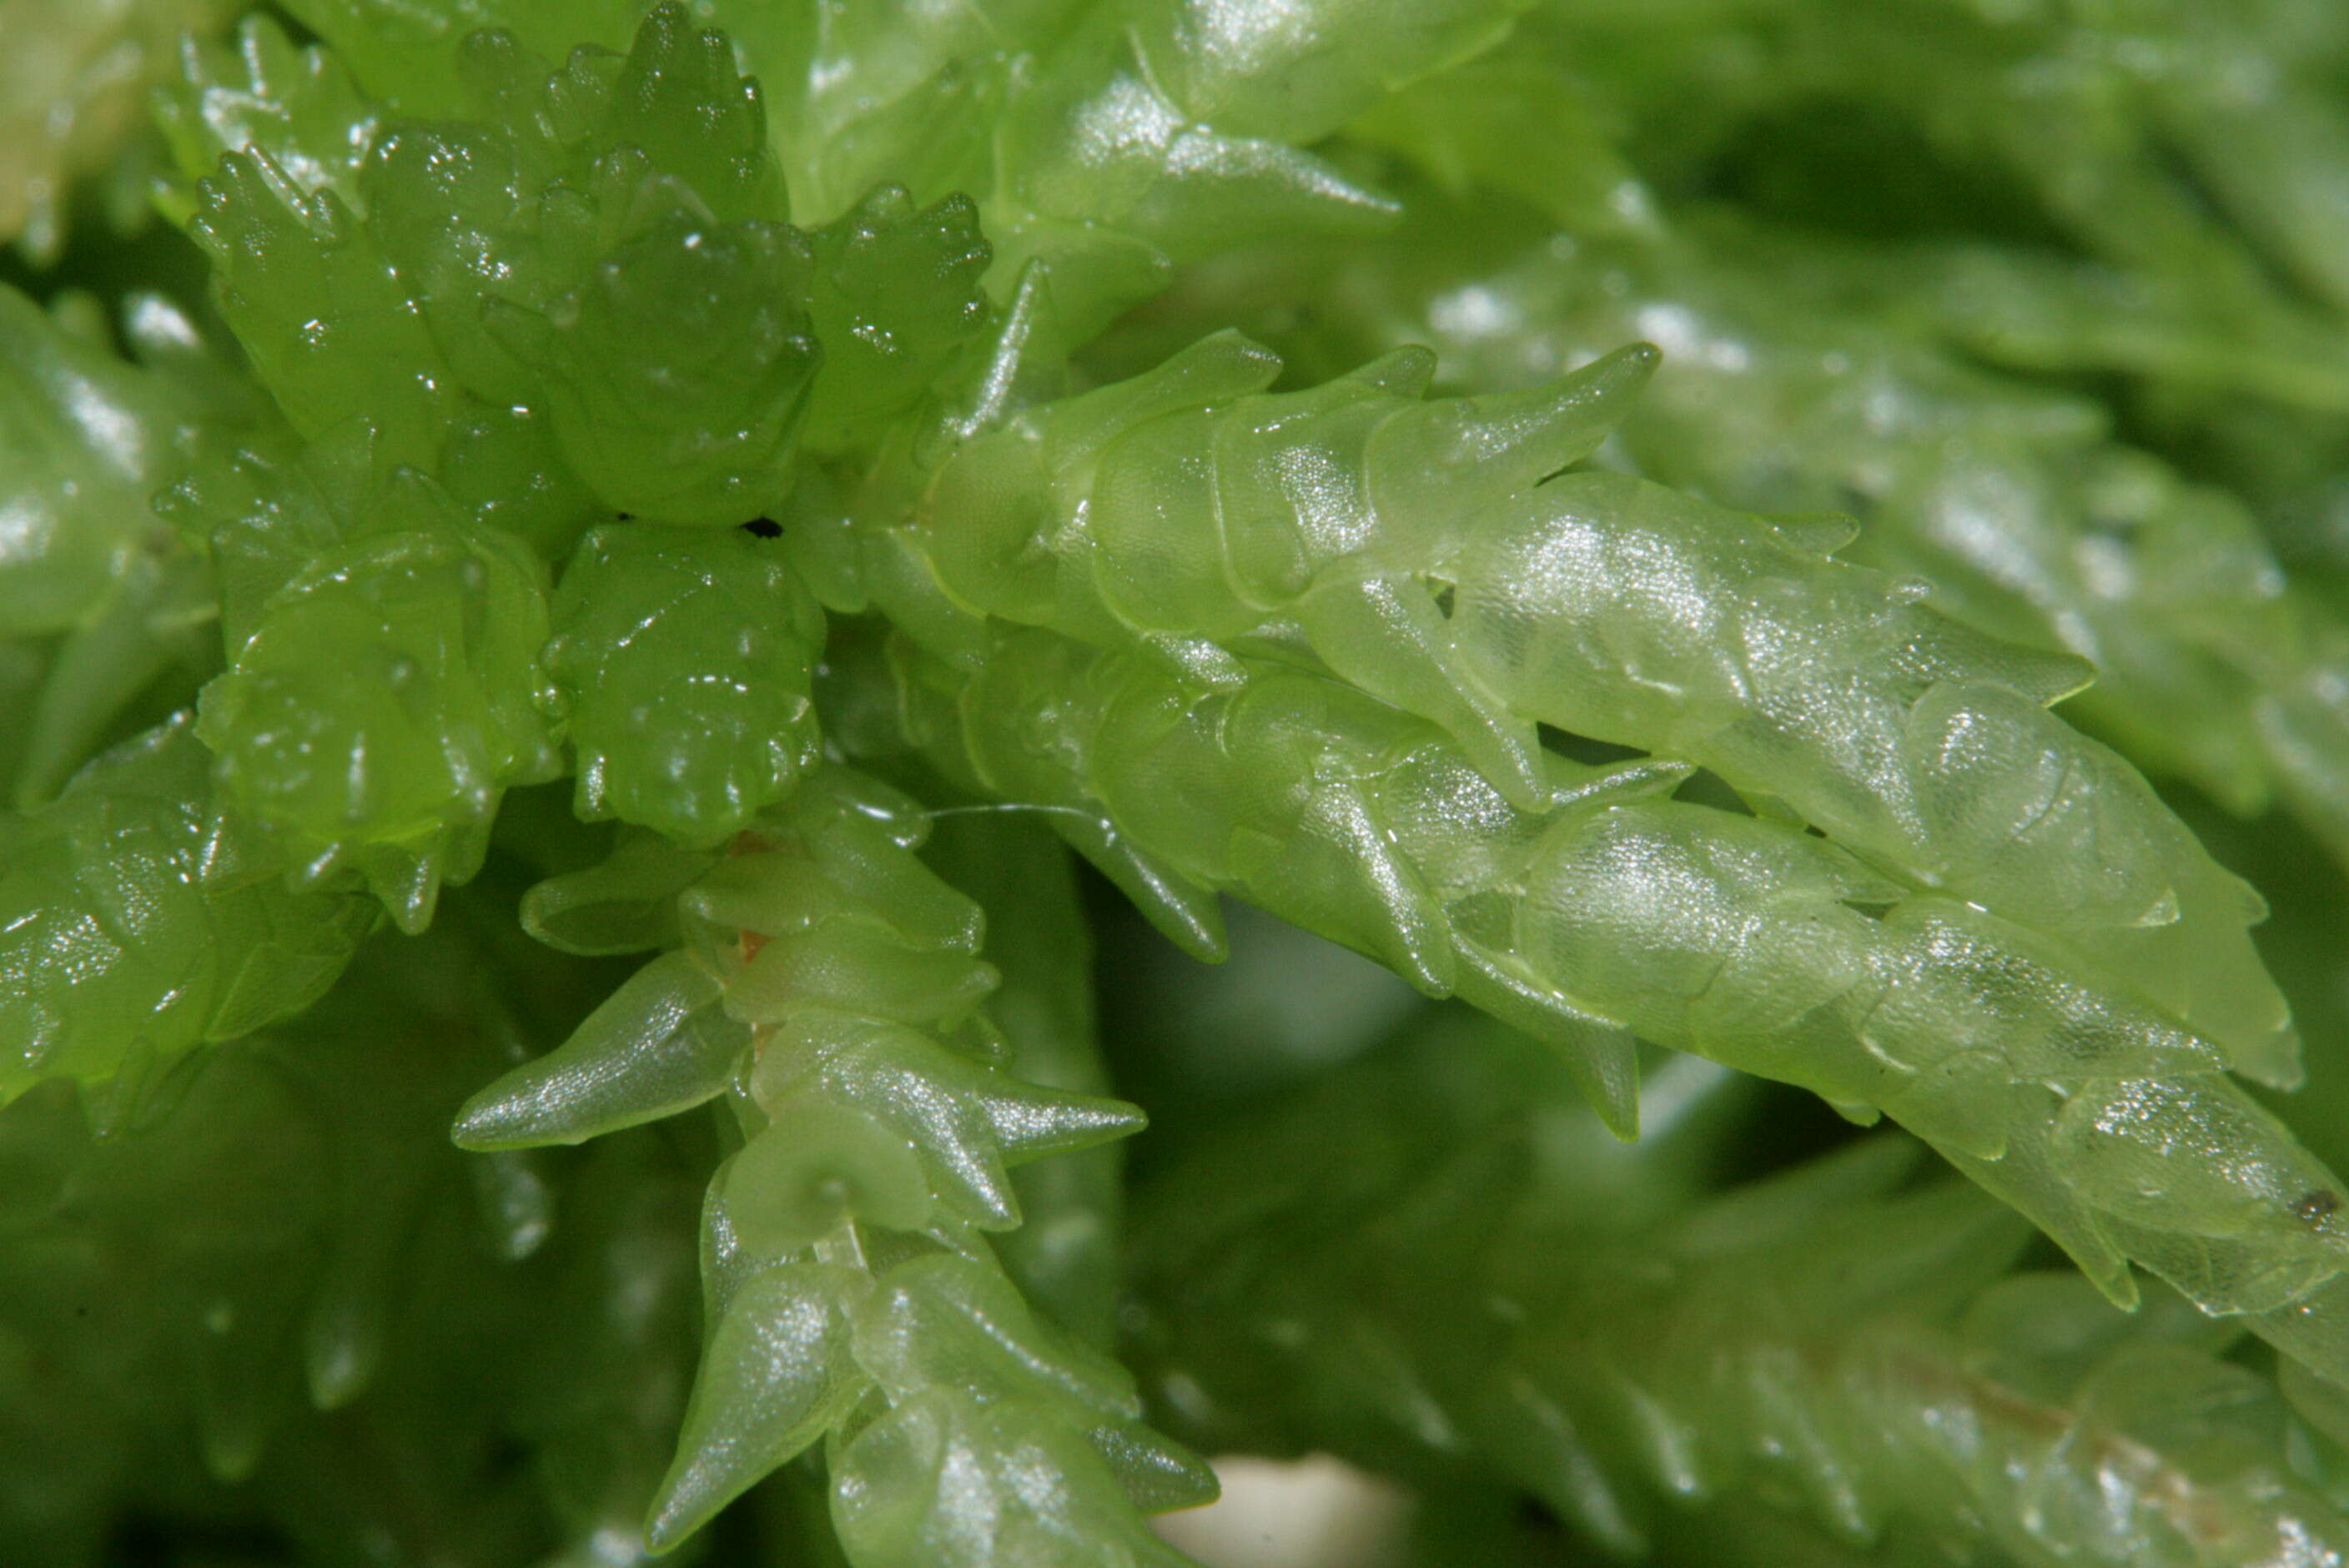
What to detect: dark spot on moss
<box><xmin>742</xmin><ymin>516</ymin><xmax>782</xmax><ymax>539</ymax></box>
<box><xmin>2295</xmin><ymin>1189</ymin><xmax>2340</xmax><ymax>1223</ymax></box>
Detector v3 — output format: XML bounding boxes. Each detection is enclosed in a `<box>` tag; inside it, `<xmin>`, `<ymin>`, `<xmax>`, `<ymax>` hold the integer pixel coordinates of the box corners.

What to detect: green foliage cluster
<box><xmin>16</xmin><ymin>1</ymin><xmax>2349</xmax><ymax>1565</ymax></box>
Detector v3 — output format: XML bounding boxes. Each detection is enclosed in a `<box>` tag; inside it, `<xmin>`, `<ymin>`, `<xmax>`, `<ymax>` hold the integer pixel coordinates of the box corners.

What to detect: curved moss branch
<box><xmin>1130</xmin><ymin>1015</ymin><xmax>2349</xmax><ymax>1566</ymax></box>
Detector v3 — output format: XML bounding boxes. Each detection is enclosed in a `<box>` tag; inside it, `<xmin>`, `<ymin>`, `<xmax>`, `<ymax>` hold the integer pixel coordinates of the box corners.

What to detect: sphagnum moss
<box><xmin>12</xmin><ymin>2</ymin><xmax>2349</xmax><ymax>1565</ymax></box>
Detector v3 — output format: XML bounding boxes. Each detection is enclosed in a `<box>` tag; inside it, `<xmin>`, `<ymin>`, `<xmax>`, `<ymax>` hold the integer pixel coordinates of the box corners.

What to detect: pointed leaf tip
<box><xmin>452</xmin><ymin>951</ymin><xmax>742</xmax><ymax>1149</ymax></box>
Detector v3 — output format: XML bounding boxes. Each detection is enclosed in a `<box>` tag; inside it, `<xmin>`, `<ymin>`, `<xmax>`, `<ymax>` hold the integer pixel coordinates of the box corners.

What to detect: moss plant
<box><xmin>13</xmin><ymin>1</ymin><xmax>2349</xmax><ymax>1563</ymax></box>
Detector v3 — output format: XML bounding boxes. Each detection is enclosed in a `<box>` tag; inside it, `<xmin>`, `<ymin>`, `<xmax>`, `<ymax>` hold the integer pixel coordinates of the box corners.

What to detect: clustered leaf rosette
<box><xmin>14</xmin><ymin>0</ymin><xmax>2349</xmax><ymax>1564</ymax></box>
<box><xmin>192</xmin><ymin>453</ymin><xmax>563</xmax><ymax>929</ymax></box>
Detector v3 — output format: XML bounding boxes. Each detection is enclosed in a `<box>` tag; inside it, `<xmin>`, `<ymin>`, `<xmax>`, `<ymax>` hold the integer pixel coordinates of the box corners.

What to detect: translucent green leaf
<box><xmin>195</xmin><ymin>469</ymin><xmax>559</xmax><ymax>930</ymax></box>
<box><xmin>187</xmin><ymin>150</ymin><xmax>457</xmax><ymax>466</ymax></box>
<box><xmin>547</xmin><ymin>523</ymin><xmax>825</xmax><ymax>842</ymax></box>
<box><xmin>0</xmin><ymin>719</ymin><xmax>375</xmax><ymax>1100</ymax></box>
<box><xmin>801</xmin><ymin>186</ymin><xmax>992</xmax><ymax>451</ymax></box>
<box><xmin>155</xmin><ymin>14</ymin><xmax>380</xmax><ymax>223</ymax></box>
<box><xmin>489</xmin><ymin>217</ymin><xmax>821</xmax><ymax>524</ymax></box>
<box><xmin>647</xmin><ymin>1260</ymin><xmax>874</xmax><ymax>1550</ymax></box>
